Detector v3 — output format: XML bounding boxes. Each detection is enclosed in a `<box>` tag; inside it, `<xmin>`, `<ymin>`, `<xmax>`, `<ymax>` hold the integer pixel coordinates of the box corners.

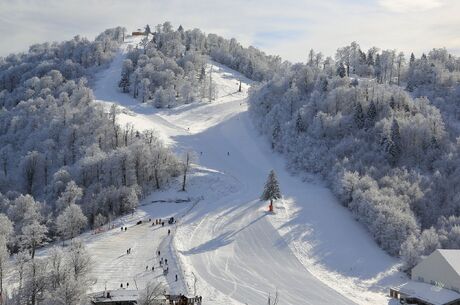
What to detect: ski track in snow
<box><xmin>84</xmin><ymin>36</ymin><xmax>409</xmax><ymax>304</ymax></box>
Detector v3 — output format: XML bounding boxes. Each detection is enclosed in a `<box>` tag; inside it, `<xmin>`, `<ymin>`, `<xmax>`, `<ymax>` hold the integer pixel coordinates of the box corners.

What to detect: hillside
<box><xmin>84</xmin><ymin>35</ymin><xmax>407</xmax><ymax>304</ymax></box>
<box><xmin>3</xmin><ymin>23</ymin><xmax>459</xmax><ymax>305</ymax></box>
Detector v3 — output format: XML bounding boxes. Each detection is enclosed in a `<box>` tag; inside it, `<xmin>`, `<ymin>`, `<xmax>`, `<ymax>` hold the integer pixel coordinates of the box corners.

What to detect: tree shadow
<box><xmin>180</xmin><ymin>212</ymin><xmax>267</xmax><ymax>255</ymax></box>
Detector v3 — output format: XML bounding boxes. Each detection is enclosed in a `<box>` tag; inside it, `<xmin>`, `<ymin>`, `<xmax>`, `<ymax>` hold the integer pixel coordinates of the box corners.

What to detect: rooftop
<box><xmin>393</xmin><ymin>281</ymin><xmax>460</xmax><ymax>305</ymax></box>
<box><xmin>438</xmin><ymin>249</ymin><xmax>460</xmax><ymax>277</ymax></box>
<box><xmin>89</xmin><ymin>290</ymin><xmax>140</xmax><ymax>303</ymax></box>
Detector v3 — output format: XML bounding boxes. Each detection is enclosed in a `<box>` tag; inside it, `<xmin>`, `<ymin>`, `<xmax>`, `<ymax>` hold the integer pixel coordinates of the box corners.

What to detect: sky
<box><xmin>0</xmin><ymin>0</ymin><xmax>459</xmax><ymax>63</ymax></box>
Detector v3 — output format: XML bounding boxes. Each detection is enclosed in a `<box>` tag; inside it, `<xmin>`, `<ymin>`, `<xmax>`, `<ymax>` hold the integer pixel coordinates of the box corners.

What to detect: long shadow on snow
<box><xmin>180</xmin><ymin>213</ymin><xmax>267</xmax><ymax>255</ymax></box>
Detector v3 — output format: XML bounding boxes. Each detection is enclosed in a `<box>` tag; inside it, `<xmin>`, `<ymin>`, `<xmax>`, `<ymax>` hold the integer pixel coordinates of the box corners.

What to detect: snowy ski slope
<box><xmin>88</xmin><ymin>36</ymin><xmax>408</xmax><ymax>304</ymax></box>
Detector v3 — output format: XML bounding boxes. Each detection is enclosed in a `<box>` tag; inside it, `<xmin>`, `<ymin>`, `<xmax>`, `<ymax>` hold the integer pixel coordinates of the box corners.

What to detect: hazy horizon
<box><xmin>1</xmin><ymin>0</ymin><xmax>459</xmax><ymax>62</ymax></box>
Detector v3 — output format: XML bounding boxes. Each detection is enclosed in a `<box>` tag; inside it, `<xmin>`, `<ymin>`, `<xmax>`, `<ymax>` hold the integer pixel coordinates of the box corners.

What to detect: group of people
<box><xmin>118</xmin><ymin>215</ymin><xmax>183</xmax><ymax>294</ymax></box>
<box><xmin>151</xmin><ymin>218</ymin><xmax>165</xmax><ymax>226</ymax></box>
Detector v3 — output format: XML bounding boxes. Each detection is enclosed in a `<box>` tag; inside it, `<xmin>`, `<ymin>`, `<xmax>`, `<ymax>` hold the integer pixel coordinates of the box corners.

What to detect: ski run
<box><xmin>19</xmin><ymin>36</ymin><xmax>409</xmax><ymax>305</ymax></box>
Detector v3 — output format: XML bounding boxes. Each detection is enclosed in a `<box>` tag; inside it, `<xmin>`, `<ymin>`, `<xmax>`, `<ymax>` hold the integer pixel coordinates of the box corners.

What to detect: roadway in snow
<box><xmin>89</xmin><ymin>36</ymin><xmax>407</xmax><ymax>305</ymax></box>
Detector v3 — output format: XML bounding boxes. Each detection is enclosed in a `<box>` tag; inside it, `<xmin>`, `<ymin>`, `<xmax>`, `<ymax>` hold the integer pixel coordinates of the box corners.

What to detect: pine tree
<box><xmin>261</xmin><ymin>170</ymin><xmax>281</xmax><ymax>206</ymax></box>
<box><xmin>145</xmin><ymin>24</ymin><xmax>151</xmax><ymax>34</ymax></box>
<box><xmin>295</xmin><ymin>112</ymin><xmax>305</xmax><ymax>134</ymax></box>
<box><xmin>337</xmin><ymin>63</ymin><xmax>346</xmax><ymax>78</ymax></box>
<box><xmin>119</xmin><ymin>72</ymin><xmax>130</xmax><ymax>93</ymax></box>
<box><xmin>409</xmin><ymin>53</ymin><xmax>415</xmax><ymax>67</ymax></box>
<box><xmin>388</xmin><ymin>119</ymin><xmax>402</xmax><ymax>165</ymax></box>
<box><xmin>199</xmin><ymin>66</ymin><xmax>206</xmax><ymax>82</ymax></box>
<box><xmin>354</xmin><ymin>103</ymin><xmax>365</xmax><ymax>129</ymax></box>
<box><xmin>365</xmin><ymin>100</ymin><xmax>377</xmax><ymax>129</ymax></box>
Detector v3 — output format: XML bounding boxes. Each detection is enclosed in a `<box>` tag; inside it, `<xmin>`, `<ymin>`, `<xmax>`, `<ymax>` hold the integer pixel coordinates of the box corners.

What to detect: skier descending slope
<box><xmin>261</xmin><ymin>170</ymin><xmax>281</xmax><ymax>212</ymax></box>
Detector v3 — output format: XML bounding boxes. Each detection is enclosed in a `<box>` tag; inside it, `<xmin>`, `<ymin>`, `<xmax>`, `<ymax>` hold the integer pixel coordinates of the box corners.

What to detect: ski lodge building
<box><xmin>390</xmin><ymin>249</ymin><xmax>460</xmax><ymax>305</ymax></box>
<box><xmin>89</xmin><ymin>290</ymin><xmax>202</xmax><ymax>305</ymax></box>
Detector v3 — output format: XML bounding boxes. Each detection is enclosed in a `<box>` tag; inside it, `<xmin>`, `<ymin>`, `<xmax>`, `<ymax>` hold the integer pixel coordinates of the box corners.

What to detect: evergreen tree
<box><xmin>365</xmin><ymin>100</ymin><xmax>377</xmax><ymax>129</ymax></box>
<box><xmin>337</xmin><ymin>63</ymin><xmax>346</xmax><ymax>78</ymax></box>
<box><xmin>409</xmin><ymin>53</ymin><xmax>415</xmax><ymax>67</ymax></box>
<box><xmin>388</xmin><ymin>119</ymin><xmax>402</xmax><ymax>165</ymax></box>
<box><xmin>261</xmin><ymin>170</ymin><xmax>281</xmax><ymax>206</ymax></box>
<box><xmin>119</xmin><ymin>72</ymin><xmax>130</xmax><ymax>93</ymax></box>
<box><xmin>374</xmin><ymin>54</ymin><xmax>382</xmax><ymax>83</ymax></box>
<box><xmin>354</xmin><ymin>103</ymin><xmax>365</xmax><ymax>129</ymax></box>
<box><xmin>295</xmin><ymin>112</ymin><xmax>305</xmax><ymax>134</ymax></box>
<box><xmin>199</xmin><ymin>66</ymin><xmax>206</xmax><ymax>82</ymax></box>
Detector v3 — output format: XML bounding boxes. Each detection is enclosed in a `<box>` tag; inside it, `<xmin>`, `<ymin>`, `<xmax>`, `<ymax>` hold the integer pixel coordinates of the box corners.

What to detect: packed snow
<box><xmin>88</xmin><ymin>36</ymin><xmax>411</xmax><ymax>304</ymax></box>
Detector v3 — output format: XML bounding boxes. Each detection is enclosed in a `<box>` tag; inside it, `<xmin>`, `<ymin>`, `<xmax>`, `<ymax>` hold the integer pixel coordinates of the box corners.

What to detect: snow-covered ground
<box><xmin>89</xmin><ymin>36</ymin><xmax>410</xmax><ymax>304</ymax></box>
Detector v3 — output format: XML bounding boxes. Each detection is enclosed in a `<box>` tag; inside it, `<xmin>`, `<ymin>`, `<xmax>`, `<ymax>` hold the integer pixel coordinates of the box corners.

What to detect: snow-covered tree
<box><xmin>55</xmin><ymin>181</ymin><xmax>82</xmax><ymax>211</ymax></box>
<box><xmin>56</xmin><ymin>204</ymin><xmax>87</xmax><ymax>241</ymax></box>
<box><xmin>261</xmin><ymin>170</ymin><xmax>281</xmax><ymax>206</ymax></box>
<box><xmin>353</xmin><ymin>103</ymin><xmax>365</xmax><ymax>129</ymax></box>
<box><xmin>20</xmin><ymin>220</ymin><xmax>48</xmax><ymax>259</ymax></box>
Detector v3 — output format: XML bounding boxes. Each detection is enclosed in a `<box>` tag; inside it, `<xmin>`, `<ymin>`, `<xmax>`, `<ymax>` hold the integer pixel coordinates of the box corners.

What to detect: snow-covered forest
<box><xmin>119</xmin><ymin>23</ymin><xmax>460</xmax><ymax>270</ymax></box>
<box><xmin>1</xmin><ymin>18</ymin><xmax>460</xmax><ymax>304</ymax></box>
<box><xmin>0</xmin><ymin>27</ymin><xmax>181</xmax><ymax>302</ymax></box>
<box><xmin>249</xmin><ymin>42</ymin><xmax>460</xmax><ymax>269</ymax></box>
<box><xmin>119</xmin><ymin>22</ymin><xmax>286</xmax><ymax>107</ymax></box>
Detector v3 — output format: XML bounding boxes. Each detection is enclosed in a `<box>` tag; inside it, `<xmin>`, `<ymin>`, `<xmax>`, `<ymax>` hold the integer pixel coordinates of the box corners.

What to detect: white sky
<box><xmin>0</xmin><ymin>0</ymin><xmax>459</xmax><ymax>62</ymax></box>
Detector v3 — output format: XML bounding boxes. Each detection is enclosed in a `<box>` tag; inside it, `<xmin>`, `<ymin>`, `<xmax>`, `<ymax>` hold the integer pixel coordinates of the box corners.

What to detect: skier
<box><xmin>158</xmin><ymin>250</ymin><xmax>160</xmax><ymax>256</ymax></box>
<box><xmin>121</xmin><ymin>226</ymin><xmax>123</xmax><ymax>231</ymax></box>
<box><xmin>168</xmin><ymin>229</ymin><xmax>170</xmax><ymax>235</ymax></box>
<box><xmin>161</xmin><ymin>221</ymin><xmax>164</xmax><ymax>227</ymax></box>
<box><xmin>227</xmin><ymin>151</ymin><xmax>230</xmax><ymax>156</ymax></box>
<box><xmin>152</xmin><ymin>266</ymin><xmax>155</xmax><ymax>271</ymax></box>
<box><xmin>165</xmin><ymin>258</ymin><xmax>168</xmax><ymax>265</ymax></box>
<box><xmin>125</xmin><ymin>227</ymin><xmax>127</xmax><ymax>231</ymax></box>
<box><xmin>127</xmin><ymin>282</ymin><xmax>129</xmax><ymax>288</ymax></box>
<box><xmin>126</xmin><ymin>249</ymin><xmax>129</xmax><ymax>255</ymax></box>
<box><xmin>146</xmin><ymin>265</ymin><xmax>148</xmax><ymax>271</ymax></box>
<box><xmin>175</xmin><ymin>274</ymin><xmax>178</xmax><ymax>282</ymax></box>
<box><xmin>120</xmin><ymin>283</ymin><xmax>123</xmax><ymax>288</ymax></box>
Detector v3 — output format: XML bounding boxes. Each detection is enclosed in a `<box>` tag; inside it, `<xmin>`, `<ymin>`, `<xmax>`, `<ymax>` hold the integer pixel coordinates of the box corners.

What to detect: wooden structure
<box><xmin>165</xmin><ymin>294</ymin><xmax>202</xmax><ymax>305</ymax></box>
<box><xmin>89</xmin><ymin>290</ymin><xmax>139</xmax><ymax>305</ymax></box>
<box><xmin>89</xmin><ymin>290</ymin><xmax>202</xmax><ymax>305</ymax></box>
<box><xmin>132</xmin><ymin>31</ymin><xmax>145</xmax><ymax>36</ymax></box>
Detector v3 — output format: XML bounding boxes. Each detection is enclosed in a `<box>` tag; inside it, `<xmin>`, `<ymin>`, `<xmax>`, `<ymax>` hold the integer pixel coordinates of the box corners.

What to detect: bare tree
<box><xmin>396</xmin><ymin>52</ymin><xmax>405</xmax><ymax>86</ymax></box>
<box><xmin>138</xmin><ymin>282</ymin><xmax>165</xmax><ymax>305</ymax></box>
<box><xmin>181</xmin><ymin>151</ymin><xmax>193</xmax><ymax>191</ymax></box>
